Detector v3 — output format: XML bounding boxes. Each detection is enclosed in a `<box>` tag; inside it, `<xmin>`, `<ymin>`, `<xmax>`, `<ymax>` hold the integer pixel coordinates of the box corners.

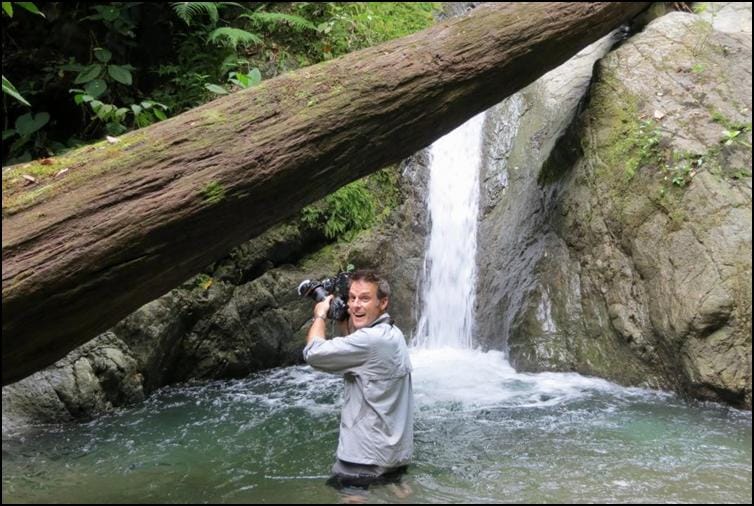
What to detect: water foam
<box><xmin>409</xmin><ymin>348</ymin><xmax>659</xmax><ymax>412</ymax></box>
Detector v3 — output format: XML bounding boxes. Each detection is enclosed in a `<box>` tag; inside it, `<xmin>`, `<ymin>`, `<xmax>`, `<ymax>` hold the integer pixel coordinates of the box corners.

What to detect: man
<box><xmin>303</xmin><ymin>270</ymin><xmax>414</xmax><ymax>488</ymax></box>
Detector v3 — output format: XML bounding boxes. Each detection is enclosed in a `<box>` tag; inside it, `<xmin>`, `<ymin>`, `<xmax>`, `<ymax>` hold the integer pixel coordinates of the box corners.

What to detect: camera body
<box><xmin>297</xmin><ymin>272</ymin><xmax>351</xmax><ymax>321</ymax></box>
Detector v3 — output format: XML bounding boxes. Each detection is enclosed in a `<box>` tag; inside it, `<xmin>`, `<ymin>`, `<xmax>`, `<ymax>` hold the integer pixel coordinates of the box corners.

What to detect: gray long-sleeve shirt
<box><xmin>303</xmin><ymin>313</ymin><xmax>414</xmax><ymax>468</ymax></box>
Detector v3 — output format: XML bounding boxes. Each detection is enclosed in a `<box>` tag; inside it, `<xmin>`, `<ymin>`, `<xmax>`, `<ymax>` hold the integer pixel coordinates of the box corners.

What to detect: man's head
<box><xmin>347</xmin><ymin>270</ymin><xmax>390</xmax><ymax>330</ymax></box>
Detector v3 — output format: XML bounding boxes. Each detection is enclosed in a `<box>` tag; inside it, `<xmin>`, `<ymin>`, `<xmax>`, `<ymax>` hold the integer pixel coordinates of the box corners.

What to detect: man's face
<box><xmin>348</xmin><ymin>279</ymin><xmax>388</xmax><ymax>330</ymax></box>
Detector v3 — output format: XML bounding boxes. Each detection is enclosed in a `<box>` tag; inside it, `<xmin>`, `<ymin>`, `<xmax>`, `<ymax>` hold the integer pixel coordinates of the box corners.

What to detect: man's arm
<box><xmin>303</xmin><ymin>295</ymin><xmax>369</xmax><ymax>373</ymax></box>
<box><xmin>306</xmin><ymin>295</ymin><xmax>332</xmax><ymax>345</ymax></box>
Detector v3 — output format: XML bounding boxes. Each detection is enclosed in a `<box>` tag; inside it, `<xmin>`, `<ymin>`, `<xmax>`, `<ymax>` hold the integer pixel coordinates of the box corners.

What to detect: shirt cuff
<box><xmin>303</xmin><ymin>337</ymin><xmax>326</xmax><ymax>361</ymax></box>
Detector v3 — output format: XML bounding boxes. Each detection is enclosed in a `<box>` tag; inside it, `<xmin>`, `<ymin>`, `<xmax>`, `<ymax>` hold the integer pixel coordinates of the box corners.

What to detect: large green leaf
<box><xmin>74</xmin><ymin>64</ymin><xmax>103</xmax><ymax>84</ymax></box>
<box><xmin>107</xmin><ymin>64</ymin><xmax>133</xmax><ymax>85</ymax></box>
<box><xmin>2</xmin><ymin>75</ymin><xmax>30</xmax><ymax>106</ymax></box>
<box><xmin>15</xmin><ymin>111</ymin><xmax>50</xmax><ymax>136</ymax></box>
<box><xmin>248</xmin><ymin>68</ymin><xmax>261</xmax><ymax>87</ymax></box>
<box><xmin>94</xmin><ymin>48</ymin><xmax>112</xmax><ymax>63</ymax></box>
<box><xmin>95</xmin><ymin>103</ymin><xmax>115</xmax><ymax>121</ymax></box>
<box><xmin>16</xmin><ymin>2</ymin><xmax>45</xmax><ymax>17</ymax></box>
<box><xmin>85</xmin><ymin>79</ymin><xmax>107</xmax><ymax>98</ymax></box>
<box><xmin>204</xmin><ymin>83</ymin><xmax>228</xmax><ymax>95</ymax></box>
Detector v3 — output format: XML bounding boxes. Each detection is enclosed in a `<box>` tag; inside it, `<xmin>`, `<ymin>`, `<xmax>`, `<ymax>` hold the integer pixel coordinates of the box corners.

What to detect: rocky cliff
<box><xmin>477</xmin><ymin>4</ymin><xmax>752</xmax><ymax>408</ymax></box>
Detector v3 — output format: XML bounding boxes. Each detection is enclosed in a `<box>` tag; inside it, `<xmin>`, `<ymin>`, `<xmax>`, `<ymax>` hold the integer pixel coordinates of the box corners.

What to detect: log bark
<box><xmin>1</xmin><ymin>2</ymin><xmax>648</xmax><ymax>385</ymax></box>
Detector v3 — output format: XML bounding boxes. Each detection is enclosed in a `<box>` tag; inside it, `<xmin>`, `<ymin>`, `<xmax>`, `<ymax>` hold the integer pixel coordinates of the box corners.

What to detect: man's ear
<box><xmin>379</xmin><ymin>297</ymin><xmax>389</xmax><ymax>312</ymax></box>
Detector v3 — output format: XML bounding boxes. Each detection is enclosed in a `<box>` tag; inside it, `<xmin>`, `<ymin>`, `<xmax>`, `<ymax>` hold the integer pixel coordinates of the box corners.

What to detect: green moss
<box><xmin>202</xmin><ymin>180</ymin><xmax>225</xmax><ymax>204</ymax></box>
<box><xmin>589</xmin><ymin>79</ymin><xmax>664</xmax><ymax>182</ymax></box>
<box><xmin>582</xmin><ymin>68</ymin><xmax>752</xmax><ymax>230</ymax></box>
<box><xmin>710</xmin><ymin>109</ymin><xmax>752</xmax><ymax>134</ymax></box>
<box><xmin>300</xmin><ymin>242</ymin><xmax>350</xmax><ymax>273</ymax></box>
<box><xmin>192</xmin><ymin>273</ymin><xmax>214</xmax><ymax>291</ymax></box>
<box><xmin>201</xmin><ymin>109</ymin><xmax>227</xmax><ymax>125</ymax></box>
<box><xmin>2</xmin><ymin>130</ymin><xmax>155</xmax><ymax>215</ymax></box>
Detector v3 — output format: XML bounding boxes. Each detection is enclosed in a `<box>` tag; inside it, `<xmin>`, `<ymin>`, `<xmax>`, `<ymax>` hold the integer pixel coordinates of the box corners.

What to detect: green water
<box><xmin>2</xmin><ymin>350</ymin><xmax>751</xmax><ymax>503</ymax></box>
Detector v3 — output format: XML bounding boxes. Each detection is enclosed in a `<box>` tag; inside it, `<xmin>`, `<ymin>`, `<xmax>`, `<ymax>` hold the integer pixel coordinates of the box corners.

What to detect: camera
<box><xmin>297</xmin><ymin>272</ymin><xmax>351</xmax><ymax>321</ymax></box>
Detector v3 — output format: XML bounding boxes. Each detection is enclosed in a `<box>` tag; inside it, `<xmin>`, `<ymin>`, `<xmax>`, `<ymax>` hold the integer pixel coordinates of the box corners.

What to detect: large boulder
<box><xmin>477</xmin><ymin>5</ymin><xmax>752</xmax><ymax>408</ymax></box>
<box><xmin>2</xmin><ymin>332</ymin><xmax>144</xmax><ymax>431</ymax></box>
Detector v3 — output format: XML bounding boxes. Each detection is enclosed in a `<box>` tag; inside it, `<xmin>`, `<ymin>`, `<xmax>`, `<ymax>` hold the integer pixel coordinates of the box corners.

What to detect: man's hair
<box><xmin>350</xmin><ymin>269</ymin><xmax>391</xmax><ymax>300</ymax></box>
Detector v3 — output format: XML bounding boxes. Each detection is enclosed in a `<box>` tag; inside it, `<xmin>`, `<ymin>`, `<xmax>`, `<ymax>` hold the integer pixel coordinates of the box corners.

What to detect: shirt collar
<box><xmin>367</xmin><ymin>312</ymin><xmax>392</xmax><ymax>328</ymax></box>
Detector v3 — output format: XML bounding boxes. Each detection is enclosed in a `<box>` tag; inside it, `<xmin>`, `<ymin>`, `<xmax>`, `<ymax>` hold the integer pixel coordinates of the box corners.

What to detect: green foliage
<box><xmin>208</xmin><ymin>27</ymin><xmax>263</xmax><ymax>49</ymax></box>
<box><xmin>81</xmin><ymin>4</ymin><xmax>138</xmax><ymax>38</ymax></box>
<box><xmin>67</xmin><ymin>57</ymin><xmax>167</xmax><ymax>135</ymax></box>
<box><xmin>2</xmin><ymin>111</ymin><xmax>50</xmax><ymax>163</ymax></box>
<box><xmin>206</xmin><ymin>66</ymin><xmax>262</xmax><ymax>95</ymax></box>
<box><xmin>204</xmin><ymin>83</ymin><xmax>229</xmax><ymax>95</ymax></box>
<box><xmin>721</xmin><ymin>128</ymin><xmax>748</xmax><ymax>147</ymax></box>
<box><xmin>240</xmin><ymin>11</ymin><xmax>317</xmax><ymax>32</ymax></box>
<box><xmin>171</xmin><ymin>2</ymin><xmax>221</xmax><ymax>26</ymax></box>
<box><xmin>1</xmin><ymin>3</ymin><xmax>42</xmax><ymax>107</ymax></box>
<box><xmin>151</xmin><ymin>25</ymin><xmax>227</xmax><ymax>111</ymax></box>
<box><xmin>620</xmin><ymin>119</ymin><xmax>663</xmax><ymax>181</ymax></box>
<box><xmin>66</xmin><ymin>55</ymin><xmax>136</xmax><ymax>98</ymax></box>
<box><xmin>14</xmin><ymin>111</ymin><xmax>49</xmax><ymax>136</ymax></box>
<box><xmin>711</xmin><ymin>112</ymin><xmax>752</xmax><ymax>148</ymax></box>
<box><xmin>2</xmin><ymin>2</ymin><xmax>440</xmax><ymax>165</ymax></box>
<box><xmin>315</xmin><ymin>3</ymin><xmax>439</xmax><ymax>58</ymax></box>
<box><xmin>192</xmin><ymin>273</ymin><xmax>214</xmax><ymax>290</ymax></box>
<box><xmin>659</xmin><ymin>152</ymin><xmax>702</xmax><ymax>190</ymax></box>
<box><xmin>228</xmin><ymin>68</ymin><xmax>261</xmax><ymax>88</ymax></box>
<box><xmin>2</xmin><ymin>74</ymin><xmax>30</xmax><ymax>106</ymax></box>
<box><xmin>301</xmin><ymin>180</ymin><xmax>376</xmax><ymax>240</ymax></box>
<box><xmin>300</xmin><ymin>167</ymin><xmax>400</xmax><ymax>242</ymax></box>
<box><xmin>2</xmin><ymin>2</ymin><xmax>45</xmax><ymax>18</ymax></box>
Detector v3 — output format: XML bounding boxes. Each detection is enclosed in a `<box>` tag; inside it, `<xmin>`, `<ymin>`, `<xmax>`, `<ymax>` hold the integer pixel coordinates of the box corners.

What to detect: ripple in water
<box><xmin>3</xmin><ymin>348</ymin><xmax>751</xmax><ymax>503</ymax></box>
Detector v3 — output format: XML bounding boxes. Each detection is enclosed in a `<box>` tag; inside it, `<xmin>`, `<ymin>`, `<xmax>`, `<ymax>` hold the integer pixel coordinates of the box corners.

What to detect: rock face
<box><xmin>2</xmin><ymin>332</ymin><xmax>144</xmax><ymax>430</ymax></box>
<box><xmin>477</xmin><ymin>6</ymin><xmax>752</xmax><ymax>408</ymax></box>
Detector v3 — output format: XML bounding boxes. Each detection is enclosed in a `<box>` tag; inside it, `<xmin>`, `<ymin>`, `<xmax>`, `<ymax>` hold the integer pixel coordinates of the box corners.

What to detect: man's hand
<box><xmin>314</xmin><ymin>295</ymin><xmax>333</xmax><ymax>320</ymax></box>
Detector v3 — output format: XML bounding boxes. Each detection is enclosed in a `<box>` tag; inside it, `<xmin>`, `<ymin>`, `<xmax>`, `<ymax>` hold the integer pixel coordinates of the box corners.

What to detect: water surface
<box><xmin>3</xmin><ymin>349</ymin><xmax>751</xmax><ymax>503</ymax></box>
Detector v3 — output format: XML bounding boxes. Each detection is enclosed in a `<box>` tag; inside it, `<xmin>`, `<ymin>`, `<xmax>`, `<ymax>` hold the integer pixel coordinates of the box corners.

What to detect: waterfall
<box><xmin>414</xmin><ymin>112</ymin><xmax>486</xmax><ymax>349</ymax></box>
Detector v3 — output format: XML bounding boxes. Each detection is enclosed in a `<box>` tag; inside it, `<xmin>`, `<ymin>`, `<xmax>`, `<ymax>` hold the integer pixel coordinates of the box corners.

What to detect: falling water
<box><xmin>414</xmin><ymin>112</ymin><xmax>486</xmax><ymax>349</ymax></box>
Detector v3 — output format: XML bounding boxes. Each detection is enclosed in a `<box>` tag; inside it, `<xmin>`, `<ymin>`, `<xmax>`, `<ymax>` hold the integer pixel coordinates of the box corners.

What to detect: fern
<box><xmin>240</xmin><ymin>11</ymin><xmax>317</xmax><ymax>32</ymax></box>
<box><xmin>171</xmin><ymin>2</ymin><xmax>219</xmax><ymax>26</ymax></box>
<box><xmin>299</xmin><ymin>182</ymin><xmax>376</xmax><ymax>240</ymax></box>
<box><xmin>208</xmin><ymin>27</ymin><xmax>263</xmax><ymax>49</ymax></box>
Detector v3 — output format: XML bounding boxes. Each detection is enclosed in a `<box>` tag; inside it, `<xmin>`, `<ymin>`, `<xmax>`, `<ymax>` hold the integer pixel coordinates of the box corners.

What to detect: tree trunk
<box><xmin>1</xmin><ymin>2</ymin><xmax>648</xmax><ymax>385</ymax></box>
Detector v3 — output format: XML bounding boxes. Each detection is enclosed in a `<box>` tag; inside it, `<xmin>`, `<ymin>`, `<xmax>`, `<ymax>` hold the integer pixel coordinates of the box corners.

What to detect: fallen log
<box><xmin>2</xmin><ymin>2</ymin><xmax>648</xmax><ymax>385</ymax></box>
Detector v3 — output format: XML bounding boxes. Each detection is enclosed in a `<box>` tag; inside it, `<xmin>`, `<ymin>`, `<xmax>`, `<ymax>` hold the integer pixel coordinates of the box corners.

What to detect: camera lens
<box><xmin>297</xmin><ymin>280</ymin><xmax>313</xmax><ymax>297</ymax></box>
<box><xmin>312</xmin><ymin>285</ymin><xmax>329</xmax><ymax>302</ymax></box>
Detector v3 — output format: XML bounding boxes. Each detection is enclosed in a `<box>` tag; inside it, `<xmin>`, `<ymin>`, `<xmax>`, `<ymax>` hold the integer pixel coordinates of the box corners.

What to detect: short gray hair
<box><xmin>350</xmin><ymin>269</ymin><xmax>390</xmax><ymax>299</ymax></box>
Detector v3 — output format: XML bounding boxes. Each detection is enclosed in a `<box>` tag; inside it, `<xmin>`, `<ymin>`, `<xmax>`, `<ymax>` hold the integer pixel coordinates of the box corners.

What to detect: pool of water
<box><xmin>2</xmin><ymin>349</ymin><xmax>751</xmax><ymax>503</ymax></box>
